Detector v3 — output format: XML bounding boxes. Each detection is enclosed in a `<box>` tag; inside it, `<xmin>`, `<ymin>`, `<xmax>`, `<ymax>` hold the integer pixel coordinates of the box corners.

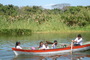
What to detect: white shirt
<box><xmin>39</xmin><ymin>45</ymin><xmax>46</xmax><ymax>49</ymax></box>
<box><xmin>45</xmin><ymin>46</ymin><xmax>49</xmax><ymax>49</ymax></box>
<box><xmin>16</xmin><ymin>46</ymin><xmax>22</xmax><ymax>49</ymax></box>
<box><xmin>52</xmin><ymin>43</ymin><xmax>57</xmax><ymax>49</ymax></box>
<box><xmin>74</xmin><ymin>37</ymin><xmax>83</xmax><ymax>45</ymax></box>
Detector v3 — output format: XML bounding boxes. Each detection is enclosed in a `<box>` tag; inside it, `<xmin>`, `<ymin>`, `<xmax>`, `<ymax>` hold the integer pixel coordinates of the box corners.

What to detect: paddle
<box><xmin>46</xmin><ymin>41</ymin><xmax>69</xmax><ymax>45</ymax></box>
<box><xmin>46</xmin><ymin>41</ymin><xmax>70</xmax><ymax>45</ymax></box>
<box><xmin>46</xmin><ymin>41</ymin><xmax>70</xmax><ymax>48</ymax></box>
<box><xmin>70</xmin><ymin>42</ymin><xmax>73</xmax><ymax>54</ymax></box>
<box><xmin>46</xmin><ymin>41</ymin><xmax>53</xmax><ymax>44</ymax></box>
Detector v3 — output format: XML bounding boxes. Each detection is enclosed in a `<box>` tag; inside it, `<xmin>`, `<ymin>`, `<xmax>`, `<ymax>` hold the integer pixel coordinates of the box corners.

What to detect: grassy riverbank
<box><xmin>0</xmin><ymin>16</ymin><xmax>90</xmax><ymax>35</ymax></box>
<box><xmin>0</xmin><ymin>15</ymin><xmax>90</xmax><ymax>35</ymax></box>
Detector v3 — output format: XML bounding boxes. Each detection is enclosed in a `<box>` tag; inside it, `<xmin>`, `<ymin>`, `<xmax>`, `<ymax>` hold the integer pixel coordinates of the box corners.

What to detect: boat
<box><xmin>12</xmin><ymin>44</ymin><xmax>90</xmax><ymax>56</ymax></box>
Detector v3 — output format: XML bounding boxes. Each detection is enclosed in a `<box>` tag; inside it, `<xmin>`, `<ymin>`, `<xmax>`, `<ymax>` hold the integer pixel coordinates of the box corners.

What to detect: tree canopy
<box><xmin>0</xmin><ymin>3</ymin><xmax>90</xmax><ymax>30</ymax></box>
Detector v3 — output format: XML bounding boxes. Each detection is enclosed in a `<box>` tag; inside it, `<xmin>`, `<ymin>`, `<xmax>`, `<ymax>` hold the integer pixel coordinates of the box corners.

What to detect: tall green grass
<box><xmin>0</xmin><ymin>15</ymin><xmax>70</xmax><ymax>35</ymax></box>
<box><xmin>0</xmin><ymin>8</ymin><xmax>90</xmax><ymax>35</ymax></box>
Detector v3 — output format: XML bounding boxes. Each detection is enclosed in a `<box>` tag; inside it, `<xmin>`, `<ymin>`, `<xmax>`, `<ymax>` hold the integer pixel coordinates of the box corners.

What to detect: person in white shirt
<box><xmin>39</xmin><ymin>41</ymin><xmax>46</xmax><ymax>50</ymax></box>
<box><xmin>45</xmin><ymin>43</ymin><xmax>49</xmax><ymax>49</ymax></box>
<box><xmin>72</xmin><ymin>34</ymin><xmax>83</xmax><ymax>46</ymax></box>
<box><xmin>15</xmin><ymin>42</ymin><xmax>22</xmax><ymax>49</ymax></box>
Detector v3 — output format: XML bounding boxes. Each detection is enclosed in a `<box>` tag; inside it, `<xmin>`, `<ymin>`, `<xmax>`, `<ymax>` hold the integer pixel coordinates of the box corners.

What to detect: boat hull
<box><xmin>12</xmin><ymin>44</ymin><xmax>90</xmax><ymax>56</ymax></box>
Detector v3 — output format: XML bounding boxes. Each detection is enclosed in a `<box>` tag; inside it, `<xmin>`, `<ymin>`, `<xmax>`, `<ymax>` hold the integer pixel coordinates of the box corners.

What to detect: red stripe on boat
<box><xmin>12</xmin><ymin>44</ymin><xmax>90</xmax><ymax>52</ymax></box>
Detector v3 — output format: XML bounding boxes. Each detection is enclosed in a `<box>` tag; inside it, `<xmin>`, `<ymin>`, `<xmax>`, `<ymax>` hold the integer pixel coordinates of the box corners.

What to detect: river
<box><xmin>0</xmin><ymin>32</ymin><xmax>90</xmax><ymax>60</ymax></box>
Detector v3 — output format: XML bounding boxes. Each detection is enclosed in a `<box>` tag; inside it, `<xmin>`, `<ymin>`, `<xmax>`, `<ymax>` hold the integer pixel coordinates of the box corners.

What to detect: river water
<box><xmin>0</xmin><ymin>32</ymin><xmax>90</xmax><ymax>60</ymax></box>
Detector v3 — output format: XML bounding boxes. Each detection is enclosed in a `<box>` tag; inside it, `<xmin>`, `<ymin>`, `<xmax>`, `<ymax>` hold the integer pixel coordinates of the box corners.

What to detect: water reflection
<box><xmin>13</xmin><ymin>55</ymin><xmax>46</xmax><ymax>60</ymax></box>
<box><xmin>12</xmin><ymin>52</ymin><xmax>90</xmax><ymax>60</ymax></box>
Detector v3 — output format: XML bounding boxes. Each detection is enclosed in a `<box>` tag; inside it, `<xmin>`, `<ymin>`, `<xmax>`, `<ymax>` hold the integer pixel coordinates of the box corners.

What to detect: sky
<box><xmin>0</xmin><ymin>0</ymin><xmax>90</xmax><ymax>9</ymax></box>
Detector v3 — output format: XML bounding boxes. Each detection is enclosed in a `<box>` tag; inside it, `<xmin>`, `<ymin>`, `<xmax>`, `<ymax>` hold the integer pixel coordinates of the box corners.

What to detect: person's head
<box><xmin>15</xmin><ymin>42</ymin><xmax>20</xmax><ymax>48</ymax></box>
<box><xmin>77</xmin><ymin>34</ymin><xmax>82</xmax><ymax>39</ymax></box>
<box><xmin>54</xmin><ymin>40</ymin><xmax>57</xmax><ymax>45</ymax></box>
<box><xmin>40</xmin><ymin>41</ymin><xmax>43</xmax><ymax>45</ymax></box>
<box><xmin>45</xmin><ymin>43</ymin><xmax>48</xmax><ymax>46</ymax></box>
<box><xmin>39</xmin><ymin>41</ymin><xmax>44</xmax><ymax>48</ymax></box>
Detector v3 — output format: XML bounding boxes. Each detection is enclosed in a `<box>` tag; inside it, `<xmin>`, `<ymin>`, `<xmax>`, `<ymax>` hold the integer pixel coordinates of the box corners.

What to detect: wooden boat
<box><xmin>12</xmin><ymin>44</ymin><xmax>90</xmax><ymax>56</ymax></box>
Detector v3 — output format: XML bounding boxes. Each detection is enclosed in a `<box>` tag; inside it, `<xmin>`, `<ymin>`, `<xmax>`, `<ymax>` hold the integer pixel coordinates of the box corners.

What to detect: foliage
<box><xmin>0</xmin><ymin>4</ymin><xmax>90</xmax><ymax>34</ymax></box>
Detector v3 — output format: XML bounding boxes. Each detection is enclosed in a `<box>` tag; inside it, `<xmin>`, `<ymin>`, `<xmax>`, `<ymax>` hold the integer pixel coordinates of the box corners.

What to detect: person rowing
<box><xmin>72</xmin><ymin>34</ymin><xmax>83</xmax><ymax>46</ymax></box>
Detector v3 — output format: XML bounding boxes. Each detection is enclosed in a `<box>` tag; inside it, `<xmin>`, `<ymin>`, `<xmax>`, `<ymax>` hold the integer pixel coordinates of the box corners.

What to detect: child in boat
<box><xmin>72</xmin><ymin>34</ymin><xmax>83</xmax><ymax>46</ymax></box>
<box><xmin>39</xmin><ymin>41</ymin><xmax>46</xmax><ymax>50</ymax></box>
<box><xmin>45</xmin><ymin>43</ymin><xmax>49</xmax><ymax>49</ymax></box>
<box><xmin>15</xmin><ymin>42</ymin><xmax>22</xmax><ymax>49</ymax></box>
<box><xmin>52</xmin><ymin>40</ymin><xmax>58</xmax><ymax>49</ymax></box>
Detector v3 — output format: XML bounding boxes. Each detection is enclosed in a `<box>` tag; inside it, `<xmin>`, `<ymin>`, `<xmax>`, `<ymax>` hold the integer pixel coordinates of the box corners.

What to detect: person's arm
<box><xmin>52</xmin><ymin>43</ymin><xmax>55</xmax><ymax>47</ymax></box>
<box><xmin>72</xmin><ymin>38</ymin><xmax>78</xmax><ymax>42</ymax></box>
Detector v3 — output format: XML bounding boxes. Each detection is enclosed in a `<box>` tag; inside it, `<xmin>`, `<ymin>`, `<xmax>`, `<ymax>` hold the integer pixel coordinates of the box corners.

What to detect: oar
<box><xmin>46</xmin><ymin>41</ymin><xmax>69</xmax><ymax>45</ymax></box>
<box><xmin>46</xmin><ymin>41</ymin><xmax>70</xmax><ymax>48</ymax></box>
<box><xmin>70</xmin><ymin>42</ymin><xmax>73</xmax><ymax>54</ymax></box>
<box><xmin>46</xmin><ymin>41</ymin><xmax>53</xmax><ymax>44</ymax></box>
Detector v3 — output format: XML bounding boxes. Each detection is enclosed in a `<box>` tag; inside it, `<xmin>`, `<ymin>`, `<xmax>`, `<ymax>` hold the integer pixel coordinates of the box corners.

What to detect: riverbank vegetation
<box><xmin>0</xmin><ymin>4</ymin><xmax>90</xmax><ymax>35</ymax></box>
